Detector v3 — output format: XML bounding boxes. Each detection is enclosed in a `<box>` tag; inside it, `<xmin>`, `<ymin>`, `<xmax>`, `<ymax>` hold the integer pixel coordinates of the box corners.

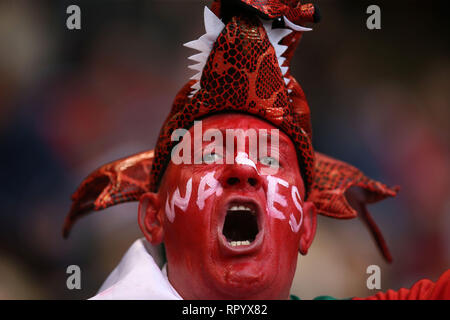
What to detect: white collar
<box><xmin>90</xmin><ymin>238</ymin><xmax>183</xmax><ymax>300</ymax></box>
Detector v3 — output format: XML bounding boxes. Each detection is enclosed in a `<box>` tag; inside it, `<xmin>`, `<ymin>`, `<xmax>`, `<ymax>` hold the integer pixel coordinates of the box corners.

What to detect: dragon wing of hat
<box><xmin>311</xmin><ymin>152</ymin><xmax>399</xmax><ymax>262</ymax></box>
<box><xmin>62</xmin><ymin>150</ymin><xmax>154</xmax><ymax>238</ymax></box>
<box><xmin>63</xmin><ymin>1</ymin><xmax>399</xmax><ymax>263</ymax></box>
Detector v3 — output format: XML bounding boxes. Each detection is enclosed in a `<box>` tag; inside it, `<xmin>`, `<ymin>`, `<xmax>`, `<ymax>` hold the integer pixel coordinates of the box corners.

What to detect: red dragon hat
<box><xmin>63</xmin><ymin>0</ymin><xmax>399</xmax><ymax>262</ymax></box>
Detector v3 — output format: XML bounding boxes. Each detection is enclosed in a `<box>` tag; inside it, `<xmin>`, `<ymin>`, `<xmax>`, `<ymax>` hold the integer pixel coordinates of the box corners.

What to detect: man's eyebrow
<box><xmin>199</xmin><ymin>128</ymin><xmax>287</xmax><ymax>140</ymax></box>
<box><xmin>258</xmin><ymin>130</ymin><xmax>291</xmax><ymax>152</ymax></box>
<box><xmin>199</xmin><ymin>128</ymin><xmax>291</xmax><ymax>152</ymax></box>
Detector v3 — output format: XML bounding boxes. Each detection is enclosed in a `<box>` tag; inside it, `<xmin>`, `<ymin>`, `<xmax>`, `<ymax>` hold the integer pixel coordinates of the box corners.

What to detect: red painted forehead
<box><xmin>190</xmin><ymin>113</ymin><xmax>297</xmax><ymax>157</ymax></box>
<box><xmin>159</xmin><ymin>113</ymin><xmax>303</xmax><ymax>189</ymax></box>
<box><xmin>197</xmin><ymin>113</ymin><xmax>291</xmax><ymax>137</ymax></box>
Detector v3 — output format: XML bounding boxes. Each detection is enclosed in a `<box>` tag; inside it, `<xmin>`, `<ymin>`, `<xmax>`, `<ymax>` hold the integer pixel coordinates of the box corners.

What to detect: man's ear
<box><xmin>299</xmin><ymin>201</ymin><xmax>317</xmax><ymax>255</ymax></box>
<box><xmin>138</xmin><ymin>192</ymin><xmax>164</xmax><ymax>245</ymax></box>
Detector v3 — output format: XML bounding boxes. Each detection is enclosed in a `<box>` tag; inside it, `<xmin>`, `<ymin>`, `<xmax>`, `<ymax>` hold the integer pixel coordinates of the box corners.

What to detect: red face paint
<box><xmin>158</xmin><ymin>113</ymin><xmax>307</xmax><ymax>299</ymax></box>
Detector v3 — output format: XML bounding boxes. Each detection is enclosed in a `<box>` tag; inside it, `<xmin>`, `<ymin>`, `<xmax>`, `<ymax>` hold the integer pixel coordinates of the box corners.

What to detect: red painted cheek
<box><xmin>163</xmin><ymin>177</ymin><xmax>193</xmax><ymax>223</ymax></box>
<box><xmin>162</xmin><ymin>169</ymin><xmax>223</xmax><ymax>244</ymax></box>
<box><xmin>288</xmin><ymin>185</ymin><xmax>304</xmax><ymax>233</ymax></box>
<box><xmin>262</xmin><ymin>174</ymin><xmax>304</xmax><ymax>232</ymax></box>
<box><xmin>195</xmin><ymin>170</ymin><xmax>223</xmax><ymax>210</ymax></box>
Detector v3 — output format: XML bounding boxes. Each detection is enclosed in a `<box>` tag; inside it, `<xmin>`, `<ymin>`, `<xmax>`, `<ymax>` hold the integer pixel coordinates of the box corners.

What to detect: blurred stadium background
<box><xmin>0</xmin><ymin>0</ymin><xmax>449</xmax><ymax>299</ymax></box>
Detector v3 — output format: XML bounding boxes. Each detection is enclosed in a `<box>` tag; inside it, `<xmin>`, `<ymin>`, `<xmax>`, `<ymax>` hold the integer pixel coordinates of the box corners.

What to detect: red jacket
<box><xmin>353</xmin><ymin>269</ymin><xmax>450</xmax><ymax>300</ymax></box>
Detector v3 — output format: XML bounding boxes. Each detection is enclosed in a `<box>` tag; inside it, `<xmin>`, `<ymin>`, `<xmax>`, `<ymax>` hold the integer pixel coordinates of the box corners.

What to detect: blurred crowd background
<box><xmin>0</xmin><ymin>0</ymin><xmax>448</xmax><ymax>299</ymax></box>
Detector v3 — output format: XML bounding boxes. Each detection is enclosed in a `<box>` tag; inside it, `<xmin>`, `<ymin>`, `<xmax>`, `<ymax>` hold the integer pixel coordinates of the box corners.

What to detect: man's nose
<box><xmin>219</xmin><ymin>163</ymin><xmax>262</xmax><ymax>190</ymax></box>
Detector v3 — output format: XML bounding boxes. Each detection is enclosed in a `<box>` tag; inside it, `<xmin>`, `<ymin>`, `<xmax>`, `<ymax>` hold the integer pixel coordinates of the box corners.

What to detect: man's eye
<box><xmin>203</xmin><ymin>152</ymin><xmax>222</xmax><ymax>163</ymax></box>
<box><xmin>260</xmin><ymin>156</ymin><xmax>279</xmax><ymax>167</ymax></box>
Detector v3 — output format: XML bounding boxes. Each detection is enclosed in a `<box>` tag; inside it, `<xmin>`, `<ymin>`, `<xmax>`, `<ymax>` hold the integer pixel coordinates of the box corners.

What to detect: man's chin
<box><xmin>205</xmin><ymin>259</ymin><xmax>276</xmax><ymax>298</ymax></box>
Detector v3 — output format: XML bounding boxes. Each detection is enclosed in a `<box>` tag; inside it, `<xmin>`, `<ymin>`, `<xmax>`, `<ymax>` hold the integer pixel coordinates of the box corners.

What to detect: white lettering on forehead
<box><xmin>197</xmin><ymin>171</ymin><xmax>223</xmax><ymax>210</ymax></box>
<box><xmin>235</xmin><ymin>152</ymin><xmax>258</xmax><ymax>171</ymax></box>
<box><xmin>165</xmin><ymin>178</ymin><xmax>192</xmax><ymax>223</ymax></box>
<box><xmin>266</xmin><ymin>175</ymin><xmax>288</xmax><ymax>220</ymax></box>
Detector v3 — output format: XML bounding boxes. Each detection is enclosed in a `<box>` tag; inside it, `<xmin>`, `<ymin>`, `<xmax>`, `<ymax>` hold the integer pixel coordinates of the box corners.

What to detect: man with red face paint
<box><xmin>63</xmin><ymin>0</ymin><xmax>450</xmax><ymax>300</ymax></box>
<box><xmin>136</xmin><ymin>114</ymin><xmax>317</xmax><ymax>300</ymax></box>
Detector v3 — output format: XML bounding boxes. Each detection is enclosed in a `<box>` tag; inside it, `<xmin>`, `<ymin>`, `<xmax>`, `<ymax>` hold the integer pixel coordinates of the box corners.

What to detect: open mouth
<box><xmin>221</xmin><ymin>202</ymin><xmax>261</xmax><ymax>249</ymax></box>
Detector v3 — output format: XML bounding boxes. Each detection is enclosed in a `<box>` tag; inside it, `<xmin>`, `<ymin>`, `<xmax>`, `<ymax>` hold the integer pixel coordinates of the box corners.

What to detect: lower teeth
<box><xmin>229</xmin><ymin>240</ymin><xmax>251</xmax><ymax>246</ymax></box>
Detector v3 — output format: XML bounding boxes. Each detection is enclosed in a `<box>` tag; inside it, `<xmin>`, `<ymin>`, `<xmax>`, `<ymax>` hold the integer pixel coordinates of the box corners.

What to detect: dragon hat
<box><xmin>63</xmin><ymin>0</ymin><xmax>399</xmax><ymax>262</ymax></box>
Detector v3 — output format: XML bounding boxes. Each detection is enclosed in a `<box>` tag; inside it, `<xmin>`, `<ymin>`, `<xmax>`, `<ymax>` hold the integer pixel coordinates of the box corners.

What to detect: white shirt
<box><xmin>90</xmin><ymin>238</ymin><xmax>183</xmax><ymax>300</ymax></box>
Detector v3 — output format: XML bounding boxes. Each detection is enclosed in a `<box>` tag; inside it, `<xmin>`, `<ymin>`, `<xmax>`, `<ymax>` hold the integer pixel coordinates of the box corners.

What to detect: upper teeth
<box><xmin>229</xmin><ymin>205</ymin><xmax>253</xmax><ymax>212</ymax></box>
